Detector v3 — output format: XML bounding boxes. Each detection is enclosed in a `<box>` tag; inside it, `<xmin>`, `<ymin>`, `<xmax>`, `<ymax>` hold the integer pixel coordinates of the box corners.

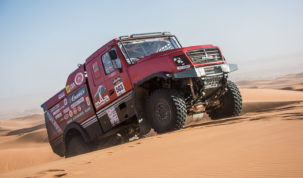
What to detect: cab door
<box><xmin>87</xmin><ymin>46</ymin><xmax>134</xmax><ymax>132</ymax></box>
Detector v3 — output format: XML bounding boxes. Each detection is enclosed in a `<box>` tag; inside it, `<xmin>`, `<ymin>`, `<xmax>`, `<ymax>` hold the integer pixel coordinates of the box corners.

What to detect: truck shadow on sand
<box><xmin>241</xmin><ymin>101</ymin><xmax>301</xmax><ymax>114</ymax></box>
<box><xmin>25</xmin><ymin>169</ymin><xmax>67</xmax><ymax>178</ymax></box>
<box><xmin>91</xmin><ymin>101</ymin><xmax>303</xmax><ymax>153</ymax></box>
<box><xmin>279</xmin><ymin>112</ymin><xmax>303</xmax><ymax>121</ymax></box>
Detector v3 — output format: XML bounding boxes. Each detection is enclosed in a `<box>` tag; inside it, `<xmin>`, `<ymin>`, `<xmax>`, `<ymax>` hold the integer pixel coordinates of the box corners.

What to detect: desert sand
<box><xmin>0</xmin><ymin>115</ymin><xmax>60</xmax><ymax>174</ymax></box>
<box><xmin>1</xmin><ymin>75</ymin><xmax>303</xmax><ymax>178</ymax></box>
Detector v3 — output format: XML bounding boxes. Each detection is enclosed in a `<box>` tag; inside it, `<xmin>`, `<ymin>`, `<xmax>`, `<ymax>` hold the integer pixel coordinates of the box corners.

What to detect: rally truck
<box><xmin>41</xmin><ymin>32</ymin><xmax>242</xmax><ymax>157</ymax></box>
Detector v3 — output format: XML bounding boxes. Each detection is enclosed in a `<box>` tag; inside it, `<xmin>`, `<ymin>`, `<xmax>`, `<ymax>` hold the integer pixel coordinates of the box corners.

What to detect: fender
<box><xmin>63</xmin><ymin>122</ymin><xmax>91</xmax><ymax>144</ymax></box>
<box><xmin>132</xmin><ymin>72</ymin><xmax>172</xmax><ymax>113</ymax></box>
<box><xmin>133</xmin><ymin>72</ymin><xmax>172</xmax><ymax>87</ymax></box>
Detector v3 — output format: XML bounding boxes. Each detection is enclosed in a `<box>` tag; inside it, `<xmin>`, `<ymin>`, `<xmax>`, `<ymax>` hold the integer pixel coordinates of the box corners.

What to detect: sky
<box><xmin>0</xmin><ymin>0</ymin><xmax>303</xmax><ymax>119</ymax></box>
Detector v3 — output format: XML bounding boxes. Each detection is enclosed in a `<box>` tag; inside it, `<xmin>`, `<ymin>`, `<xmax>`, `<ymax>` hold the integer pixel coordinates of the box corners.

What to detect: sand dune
<box><xmin>0</xmin><ymin>115</ymin><xmax>59</xmax><ymax>173</ymax></box>
<box><xmin>6</xmin><ymin>123</ymin><xmax>45</xmax><ymax>136</ymax></box>
<box><xmin>240</xmin><ymin>88</ymin><xmax>303</xmax><ymax>102</ymax></box>
<box><xmin>0</xmin><ymin>144</ymin><xmax>60</xmax><ymax>174</ymax></box>
<box><xmin>0</xmin><ymin>114</ymin><xmax>44</xmax><ymax>135</ymax></box>
<box><xmin>1</xmin><ymin>74</ymin><xmax>303</xmax><ymax>177</ymax></box>
<box><xmin>1</xmin><ymin>101</ymin><xmax>303</xmax><ymax>178</ymax></box>
<box><xmin>237</xmin><ymin>72</ymin><xmax>303</xmax><ymax>91</ymax></box>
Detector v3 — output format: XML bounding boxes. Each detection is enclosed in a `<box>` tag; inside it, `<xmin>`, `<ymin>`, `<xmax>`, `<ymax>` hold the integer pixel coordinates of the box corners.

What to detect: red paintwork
<box><xmin>127</xmin><ymin>45</ymin><xmax>226</xmax><ymax>84</ymax></box>
<box><xmin>43</xmin><ymin>35</ymin><xmax>227</xmax><ymax>142</ymax></box>
<box><xmin>84</xmin><ymin>39</ymin><xmax>133</xmax><ymax>111</ymax></box>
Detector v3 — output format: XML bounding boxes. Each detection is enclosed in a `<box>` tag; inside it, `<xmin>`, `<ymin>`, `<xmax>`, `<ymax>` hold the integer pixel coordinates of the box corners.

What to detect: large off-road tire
<box><xmin>207</xmin><ymin>80</ymin><xmax>242</xmax><ymax>120</ymax></box>
<box><xmin>146</xmin><ymin>89</ymin><xmax>187</xmax><ymax>133</ymax></box>
<box><xmin>65</xmin><ymin>135</ymin><xmax>89</xmax><ymax>157</ymax></box>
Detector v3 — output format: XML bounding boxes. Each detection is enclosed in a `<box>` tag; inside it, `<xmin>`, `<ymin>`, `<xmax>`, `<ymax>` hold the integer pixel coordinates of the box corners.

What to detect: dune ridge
<box><xmin>237</xmin><ymin>71</ymin><xmax>303</xmax><ymax>91</ymax></box>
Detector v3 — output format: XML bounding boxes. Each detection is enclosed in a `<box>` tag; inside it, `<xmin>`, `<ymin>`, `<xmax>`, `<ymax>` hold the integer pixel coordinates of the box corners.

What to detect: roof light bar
<box><xmin>119</xmin><ymin>32</ymin><xmax>172</xmax><ymax>40</ymax></box>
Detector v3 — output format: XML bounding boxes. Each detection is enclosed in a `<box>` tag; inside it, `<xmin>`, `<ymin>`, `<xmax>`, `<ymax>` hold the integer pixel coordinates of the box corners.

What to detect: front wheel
<box><xmin>207</xmin><ymin>80</ymin><xmax>242</xmax><ymax>120</ymax></box>
<box><xmin>146</xmin><ymin>89</ymin><xmax>187</xmax><ymax>133</ymax></box>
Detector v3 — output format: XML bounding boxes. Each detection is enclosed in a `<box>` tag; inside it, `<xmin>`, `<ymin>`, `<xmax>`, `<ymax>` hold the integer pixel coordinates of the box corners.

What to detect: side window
<box><xmin>101</xmin><ymin>48</ymin><xmax>121</xmax><ymax>75</ymax></box>
<box><xmin>102</xmin><ymin>52</ymin><xmax>115</xmax><ymax>75</ymax></box>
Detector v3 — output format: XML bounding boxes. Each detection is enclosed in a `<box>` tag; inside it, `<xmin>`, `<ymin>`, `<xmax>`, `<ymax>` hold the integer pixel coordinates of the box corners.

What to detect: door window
<box><xmin>101</xmin><ymin>48</ymin><xmax>121</xmax><ymax>75</ymax></box>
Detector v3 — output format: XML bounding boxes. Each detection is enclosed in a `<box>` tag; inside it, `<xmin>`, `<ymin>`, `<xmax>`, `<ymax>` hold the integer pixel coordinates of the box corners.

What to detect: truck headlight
<box><xmin>173</xmin><ymin>55</ymin><xmax>191</xmax><ymax>70</ymax></box>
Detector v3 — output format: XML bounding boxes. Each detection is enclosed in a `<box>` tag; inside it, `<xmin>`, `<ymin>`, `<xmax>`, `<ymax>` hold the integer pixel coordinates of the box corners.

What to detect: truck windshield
<box><xmin>119</xmin><ymin>37</ymin><xmax>181</xmax><ymax>64</ymax></box>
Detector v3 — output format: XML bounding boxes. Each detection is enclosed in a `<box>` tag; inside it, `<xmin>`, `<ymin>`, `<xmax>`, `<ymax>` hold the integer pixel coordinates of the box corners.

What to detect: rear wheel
<box><xmin>207</xmin><ymin>80</ymin><xmax>242</xmax><ymax>120</ymax></box>
<box><xmin>146</xmin><ymin>89</ymin><xmax>187</xmax><ymax>133</ymax></box>
<box><xmin>65</xmin><ymin>135</ymin><xmax>89</xmax><ymax>157</ymax></box>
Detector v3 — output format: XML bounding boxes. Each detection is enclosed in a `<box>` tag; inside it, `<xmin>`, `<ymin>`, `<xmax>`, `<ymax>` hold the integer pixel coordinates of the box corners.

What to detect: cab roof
<box><xmin>85</xmin><ymin>32</ymin><xmax>174</xmax><ymax>64</ymax></box>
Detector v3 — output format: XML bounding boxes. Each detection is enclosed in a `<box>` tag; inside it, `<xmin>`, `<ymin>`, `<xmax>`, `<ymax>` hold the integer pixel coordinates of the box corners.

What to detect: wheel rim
<box><xmin>154</xmin><ymin>101</ymin><xmax>171</xmax><ymax>122</ymax></box>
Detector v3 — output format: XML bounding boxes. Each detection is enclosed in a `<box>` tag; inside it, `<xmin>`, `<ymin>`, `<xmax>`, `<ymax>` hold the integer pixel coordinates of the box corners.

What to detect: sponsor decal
<box><xmin>67</xmin><ymin>106</ymin><xmax>92</xmax><ymax>124</ymax></box>
<box><xmin>93</xmin><ymin>62</ymin><xmax>99</xmax><ymax>72</ymax></box>
<box><xmin>52</xmin><ymin>104</ymin><xmax>65</xmax><ymax>116</ymax></box>
<box><xmin>64</xmin><ymin>98</ymin><xmax>67</xmax><ymax>106</ymax></box>
<box><xmin>66</xmin><ymin>82</ymin><xmax>76</xmax><ymax>94</ymax></box>
<box><xmin>112</xmin><ymin>76</ymin><xmax>122</xmax><ymax>86</ymax></box>
<box><xmin>55</xmin><ymin>112</ymin><xmax>62</xmax><ymax>120</ymax></box>
<box><xmin>64</xmin><ymin>114</ymin><xmax>69</xmax><ymax>120</ymax></box>
<box><xmin>58</xmin><ymin>91</ymin><xmax>65</xmax><ymax>100</ymax></box>
<box><xmin>65</xmin><ymin>85</ymin><xmax>70</xmax><ymax>94</ymax></box>
<box><xmin>95</xmin><ymin>95</ymin><xmax>110</xmax><ymax>108</ymax></box>
<box><xmin>81</xmin><ymin>102</ymin><xmax>86</xmax><ymax>108</ymax></box>
<box><xmin>69</xmin><ymin>110</ymin><xmax>73</xmax><ymax>118</ymax></box>
<box><xmin>114</xmin><ymin>83</ymin><xmax>126</xmax><ymax>96</ymax></box>
<box><xmin>73</xmin><ymin>108</ymin><xmax>77</xmax><ymax>115</ymax></box>
<box><xmin>113</xmin><ymin>76</ymin><xmax>126</xmax><ymax>97</ymax></box>
<box><xmin>95</xmin><ymin>85</ymin><xmax>106</xmax><ymax>97</ymax></box>
<box><xmin>53</xmin><ymin>108</ymin><xmax>61</xmax><ymax>116</ymax></box>
<box><xmin>69</xmin><ymin>86</ymin><xmax>86</xmax><ymax>104</ymax></box>
<box><xmin>106</xmin><ymin>107</ymin><xmax>120</xmax><ymax>126</ymax></box>
<box><xmin>94</xmin><ymin>85</ymin><xmax>110</xmax><ymax>108</ymax></box>
<box><xmin>71</xmin><ymin>97</ymin><xmax>84</xmax><ymax>109</ymax></box>
<box><xmin>74</xmin><ymin>72</ymin><xmax>84</xmax><ymax>85</ymax></box>
<box><xmin>50</xmin><ymin>103</ymin><xmax>60</xmax><ymax>113</ymax></box>
<box><xmin>86</xmin><ymin>96</ymin><xmax>91</xmax><ymax>106</ymax></box>
<box><xmin>70</xmin><ymin>82</ymin><xmax>76</xmax><ymax>90</ymax></box>
<box><xmin>63</xmin><ymin>107</ymin><xmax>70</xmax><ymax>114</ymax></box>
<box><xmin>77</xmin><ymin>105</ymin><xmax>82</xmax><ymax>112</ymax></box>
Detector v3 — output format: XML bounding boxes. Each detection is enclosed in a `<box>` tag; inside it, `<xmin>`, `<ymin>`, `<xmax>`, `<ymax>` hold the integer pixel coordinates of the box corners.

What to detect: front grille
<box><xmin>187</xmin><ymin>48</ymin><xmax>222</xmax><ymax>64</ymax></box>
<box><xmin>204</xmin><ymin>66</ymin><xmax>223</xmax><ymax>75</ymax></box>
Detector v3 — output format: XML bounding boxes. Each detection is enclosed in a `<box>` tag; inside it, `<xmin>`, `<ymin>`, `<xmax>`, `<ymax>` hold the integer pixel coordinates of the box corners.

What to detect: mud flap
<box><xmin>131</xmin><ymin>87</ymin><xmax>152</xmax><ymax>136</ymax></box>
<box><xmin>138</xmin><ymin>117</ymin><xmax>152</xmax><ymax>136</ymax></box>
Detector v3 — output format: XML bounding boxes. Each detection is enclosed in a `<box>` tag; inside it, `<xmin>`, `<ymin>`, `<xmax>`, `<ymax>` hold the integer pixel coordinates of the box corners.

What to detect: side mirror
<box><xmin>109</xmin><ymin>50</ymin><xmax>118</xmax><ymax>60</ymax></box>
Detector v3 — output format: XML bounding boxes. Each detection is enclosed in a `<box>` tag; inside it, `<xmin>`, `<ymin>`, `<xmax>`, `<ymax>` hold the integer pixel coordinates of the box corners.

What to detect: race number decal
<box><xmin>106</xmin><ymin>107</ymin><xmax>119</xmax><ymax>126</ymax></box>
<box><xmin>114</xmin><ymin>82</ymin><xmax>126</xmax><ymax>96</ymax></box>
<box><xmin>113</xmin><ymin>76</ymin><xmax>126</xmax><ymax>96</ymax></box>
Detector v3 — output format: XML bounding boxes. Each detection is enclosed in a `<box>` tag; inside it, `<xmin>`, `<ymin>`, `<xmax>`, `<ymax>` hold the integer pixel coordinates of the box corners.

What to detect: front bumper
<box><xmin>173</xmin><ymin>64</ymin><xmax>238</xmax><ymax>79</ymax></box>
